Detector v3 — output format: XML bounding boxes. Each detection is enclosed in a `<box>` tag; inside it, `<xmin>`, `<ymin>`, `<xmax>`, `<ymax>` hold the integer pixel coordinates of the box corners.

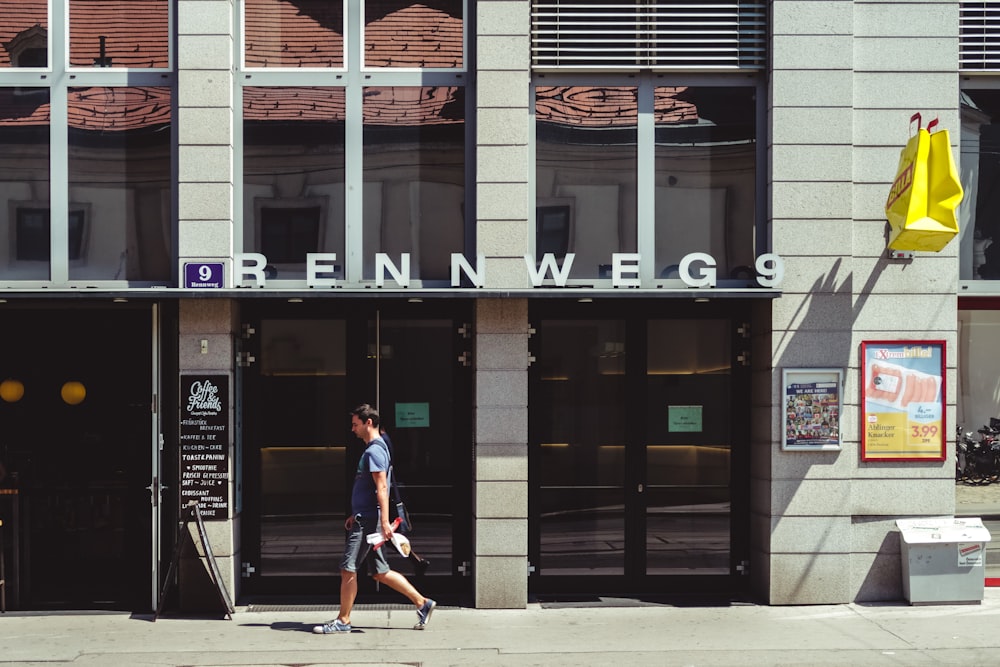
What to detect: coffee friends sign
<box><xmin>180</xmin><ymin>375</ymin><xmax>230</xmax><ymax>519</ymax></box>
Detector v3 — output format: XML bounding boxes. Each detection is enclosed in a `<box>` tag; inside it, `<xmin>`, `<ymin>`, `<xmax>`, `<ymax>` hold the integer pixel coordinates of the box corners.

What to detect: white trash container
<box><xmin>897</xmin><ymin>517</ymin><xmax>991</xmax><ymax>605</ymax></box>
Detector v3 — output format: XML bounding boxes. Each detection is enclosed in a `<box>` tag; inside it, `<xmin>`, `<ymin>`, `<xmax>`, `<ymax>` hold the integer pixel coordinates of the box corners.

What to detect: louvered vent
<box><xmin>961</xmin><ymin>1</ymin><xmax>1000</xmax><ymax>71</ymax></box>
<box><xmin>531</xmin><ymin>1</ymin><xmax>767</xmax><ymax>71</ymax></box>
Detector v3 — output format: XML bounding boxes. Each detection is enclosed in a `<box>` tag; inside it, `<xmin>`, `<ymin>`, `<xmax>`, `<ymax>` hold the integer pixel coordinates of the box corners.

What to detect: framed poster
<box><xmin>782</xmin><ymin>368</ymin><xmax>843</xmax><ymax>451</ymax></box>
<box><xmin>860</xmin><ymin>340</ymin><xmax>946</xmax><ymax>462</ymax></box>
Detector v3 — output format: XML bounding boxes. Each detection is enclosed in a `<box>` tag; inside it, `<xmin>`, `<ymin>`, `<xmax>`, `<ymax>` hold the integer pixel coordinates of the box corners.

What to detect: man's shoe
<box><xmin>313</xmin><ymin>619</ymin><xmax>352</xmax><ymax>634</ymax></box>
<box><xmin>414</xmin><ymin>598</ymin><xmax>436</xmax><ymax>629</ymax></box>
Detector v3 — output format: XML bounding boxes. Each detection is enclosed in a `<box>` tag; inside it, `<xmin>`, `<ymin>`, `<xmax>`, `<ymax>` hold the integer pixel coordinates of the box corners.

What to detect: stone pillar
<box><xmin>176</xmin><ymin>0</ymin><xmax>238</xmax><ymax>610</ymax></box>
<box><xmin>177</xmin><ymin>0</ymin><xmax>235</xmax><ymax>280</ymax></box>
<box><xmin>474</xmin><ymin>299</ymin><xmax>529</xmax><ymax>608</ymax></box>
<box><xmin>474</xmin><ymin>0</ymin><xmax>532</xmax><ymax>608</ymax></box>
<box><xmin>177</xmin><ymin>299</ymin><xmax>239</xmax><ymax>609</ymax></box>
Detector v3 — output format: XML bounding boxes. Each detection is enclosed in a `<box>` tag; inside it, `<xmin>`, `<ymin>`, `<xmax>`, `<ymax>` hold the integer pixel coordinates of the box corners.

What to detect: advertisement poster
<box><xmin>179</xmin><ymin>375</ymin><xmax>230</xmax><ymax>519</ymax></box>
<box><xmin>861</xmin><ymin>341</ymin><xmax>946</xmax><ymax>461</ymax></box>
<box><xmin>783</xmin><ymin>369</ymin><xmax>842</xmax><ymax>451</ymax></box>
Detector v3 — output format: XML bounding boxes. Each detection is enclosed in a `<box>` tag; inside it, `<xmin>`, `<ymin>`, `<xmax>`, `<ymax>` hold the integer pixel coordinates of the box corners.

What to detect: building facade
<box><xmin>0</xmin><ymin>0</ymin><xmax>997</xmax><ymax>611</ymax></box>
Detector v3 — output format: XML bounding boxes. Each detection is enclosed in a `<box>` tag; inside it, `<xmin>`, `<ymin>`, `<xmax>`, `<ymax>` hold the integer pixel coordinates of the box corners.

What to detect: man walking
<box><xmin>313</xmin><ymin>404</ymin><xmax>436</xmax><ymax>634</ymax></box>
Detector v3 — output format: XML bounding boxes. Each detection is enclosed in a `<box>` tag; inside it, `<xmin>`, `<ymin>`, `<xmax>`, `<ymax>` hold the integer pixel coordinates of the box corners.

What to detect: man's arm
<box><xmin>371</xmin><ymin>469</ymin><xmax>393</xmax><ymax>538</ymax></box>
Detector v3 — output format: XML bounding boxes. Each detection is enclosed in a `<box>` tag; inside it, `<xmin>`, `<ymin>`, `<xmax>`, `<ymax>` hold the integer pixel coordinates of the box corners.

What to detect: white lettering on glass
<box><xmin>525</xmin><ymin>253</ymin><xmax>574</xmax><ymax>287</ymax></box>
<box><xmin>680</xmin><ymin>252</ymin><xmax>716</xmax><ymax>288</ymax></box>
<box><xmin>307</xmin><ymin>253</ymin><xmax>338</xmax><ymax>288</ymax></box>
<box><xmin>612</xmin><ymin>253</ymin><xmax>641</xmax><ymax>287</ymax></box>
<box><xmin>233</xmin><ymin>252</ymin><xmax>783</xmax><ymax>289</ymax></box>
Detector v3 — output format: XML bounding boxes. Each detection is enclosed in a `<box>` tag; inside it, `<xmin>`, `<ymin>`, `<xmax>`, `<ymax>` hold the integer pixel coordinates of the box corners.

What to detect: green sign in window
<box><xmin>395</xmin><ymin>402</ymin><xmax>430</xmax><ymax>428</ymax></box>
<box><xmin>668</xmin><ymin>405</ymin><xmax>702</xmax><ymax>432</ymax></box>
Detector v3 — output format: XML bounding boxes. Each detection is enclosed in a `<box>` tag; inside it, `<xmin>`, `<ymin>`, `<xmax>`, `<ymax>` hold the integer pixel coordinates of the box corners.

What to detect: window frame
<box><xmin>530</xmin><ymin>72</ymin><xmax>767</xmax><ymax>289</ymax></box>
<box><xmin>0</xmin><ymin>0</ymin><xmax>176</xmax><ymax>287</ymax></box>
<box><xmin>236</xmin><ymin>0</ymin><xmax>471</xmax><ymax>289</ymax></box>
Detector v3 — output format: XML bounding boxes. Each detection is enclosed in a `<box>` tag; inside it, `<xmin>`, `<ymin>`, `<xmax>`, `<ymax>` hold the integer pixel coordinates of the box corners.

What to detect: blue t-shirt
<box><xmin>351</xmin><ymin>437</ymin><xmax>390</xmax><ymax>518</ymax></box>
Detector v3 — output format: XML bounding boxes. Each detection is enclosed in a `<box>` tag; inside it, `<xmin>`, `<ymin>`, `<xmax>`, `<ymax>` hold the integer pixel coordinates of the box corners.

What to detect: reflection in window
<box><xmin>365</xmin><ymin>1</ymin><xmax>464</xmax><ymax>68</ymax></box>
<box><xmin>243</xmin><ymin>87</ymin><xmax>346</xmax><ymax>281</ymax></box>
<box><xmin>69</xmin><ymin>0</ymin><xmax>169</xmax><ymax>68</ymax></box>
<box><xmin>536</xmin><ymin>204</ymin><xmax>573</xmax><ymax>259</ymax></box>
<box><xmin>67</xmin><ymin>87</ymin><xmax>172</xmax><ymax>282</ymax></box>
<box><xmin>535</xmin><ymin>319</ymin><xmax>627</xmax><ymax>576</ymax></box>
<box><xmin>646</xmin><ymin>319</ymin><xmax>731</xmax><ymax>574</ymax></box>
<box><xmin>0</xmin><ymin>87</ymin><xmax>50</xmax><ymax>280</ymax></box>
<box><xmin>535</xmin><ymin>86</ymin><xmax>638</xmax><ymax>280</ymax></box>
<box><xmin>15</xmin><ymin>208</ymin><xmax>87</xmax><ymax>261</ymax></box>
<box><xmin>0</xmin><ymin>0</ymin><xmax>48</xmax><ymax>68</ymax></box>
<box><xmin>958</xmin><ymin>310</ymin><xmax>1000</xmax><ymax>428</ymax></box>
<box><xmin>655</xmin><ymin>87</ymin><xmax>756</xmax><ymax>280</ymax></box>
<box><xmin>363</xmin><ymin>86</ymin><xmax>465</xmax><ymax>283</ymax></box>
<box><xmin>244</xmin><ymin>0</ymin><xmax>344</xmax><ymax>68</ymax></box>
<box><xmin>961</xmin><ymin>90</ymin><xmax>1000</xmax><ymax>280</ymax></box>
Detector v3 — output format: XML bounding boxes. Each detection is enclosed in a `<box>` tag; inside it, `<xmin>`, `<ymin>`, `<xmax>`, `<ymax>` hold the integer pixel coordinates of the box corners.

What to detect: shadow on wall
<box><xmin>770</xmin><ymin>253</ymin><xmax>916</xmax><ymax>603</ymax></box>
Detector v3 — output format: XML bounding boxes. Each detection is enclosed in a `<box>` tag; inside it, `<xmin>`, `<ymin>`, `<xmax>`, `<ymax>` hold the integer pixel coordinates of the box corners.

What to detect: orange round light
<box><xmin>0</xmin><ymin>378</ymin><xmax>24</xmax><ymax>403</ymax></box>
<box><xmin>61</xmin><ymin>381</ymin><xmax>87</xmax><ymax>405</ymax></box>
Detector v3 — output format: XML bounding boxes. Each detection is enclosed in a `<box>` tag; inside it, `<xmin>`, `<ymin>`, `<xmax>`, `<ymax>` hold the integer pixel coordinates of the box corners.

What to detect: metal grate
<box><xmin>961</xmin><ymin>1</ymin><xmax>1000</xmax><ymax>71</ymax></box>
<box><xmin>531</xmin><ymin>0</ymin><xmax>768</xmax><ymax>71</ymax></box>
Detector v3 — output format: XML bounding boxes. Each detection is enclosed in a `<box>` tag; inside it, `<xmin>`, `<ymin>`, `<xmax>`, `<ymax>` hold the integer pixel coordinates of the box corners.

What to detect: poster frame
<box><xmin>860</xmin><ymin>340</ymin><xmax>947</xmax><ymax>462</ymax></box>
<box><xmin>782</xmin><ymin>368</ymin><xmax>844</xmax><ymax>451</ymax></box>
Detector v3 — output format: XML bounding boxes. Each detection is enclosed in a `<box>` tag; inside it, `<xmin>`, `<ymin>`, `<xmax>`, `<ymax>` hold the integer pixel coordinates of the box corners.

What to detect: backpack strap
<box><xmin>373</xmin><ymin>437</ymin><xmax>403</xmax><ymax>505</ymax></box>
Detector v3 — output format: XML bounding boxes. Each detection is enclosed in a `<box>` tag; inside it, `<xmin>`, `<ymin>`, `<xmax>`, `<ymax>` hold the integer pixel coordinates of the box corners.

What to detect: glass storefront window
<box><xmin>961</xmin><ymin>90</ymin><xmax>1000</xmax><ymax>281</ymax></box>
<box><xmin>66</xmin><ymin>86</ymin><xmax>172</xmax><ymax>281</ymax></box>
<box><xmin>0</xmin><ymin>87</ymin><xmax>50</xmax><ymax>280</ymax></box>
<box><xmin>362</xmin><ymin>86</ymin><xmax>465</xmax><ymax>283</ymax></box>
<box><xmin>655</xmin><ymin>86</ymin><xmax>756</xmax><ymax>281</ymax></box>
<box><xmin>365</xmin><ymin>1</ymin><xmax>464</xmax><ymax>69</ymax></box>
<box><xmin>243</xmin><ymin>87</ymin><xmax>346</xmax><ymax>281</ymax></box>
<box><xmin>69</xmin><ymin>0</ymin><xmax>169</xmax><ymax>68</ymax></box>
<box><xmin>535</xmin><ymin>82</ymin><xmax>759</xmax><ymax>284</ymax></box>
<box><xmin>0</xmin><ymin>0</ymin><xmax>48</xmax><ymax>68</ymax></box>
<box><xmin>957</xmin><ymin>309</ymin><xmax>1000</xmax><ymax>429</ymax></box>
<box><xmin>244</xmin><ymin>0</ymin><xmax>344</xmax><ymax>69</ymax></box>
<box><xmin>535</xmin><ymin>86</ymin><xmax>639</xmax><ymax>281</ymax></box>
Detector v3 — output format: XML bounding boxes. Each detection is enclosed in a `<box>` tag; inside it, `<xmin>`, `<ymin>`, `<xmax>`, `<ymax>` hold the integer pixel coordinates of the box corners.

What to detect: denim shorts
<box><xmin>340</xmin><ymin>514</ymin><xmax>390</xmax><ymax>575</ymax></box>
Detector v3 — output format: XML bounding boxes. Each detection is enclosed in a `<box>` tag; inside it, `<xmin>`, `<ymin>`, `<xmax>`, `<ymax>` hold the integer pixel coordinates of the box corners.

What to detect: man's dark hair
<box><xmin>351</xmin><ymin>403</ymin><xmax>380</xmax><ymax>427</ymax></box>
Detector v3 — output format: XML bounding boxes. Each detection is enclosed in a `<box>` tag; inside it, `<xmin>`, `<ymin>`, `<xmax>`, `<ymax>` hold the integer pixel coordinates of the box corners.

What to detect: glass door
<box><xmin>528</xmin><ymin>303</ymin><xmax>750</xmax><ymax>597</ymax></box>
<box><xmin>241</xmin><ymin>318</ymin><xmax>349</xmax><ymax>594</ymax></box>
<box><xmin>239</xmin><ymin>300</ymin><xmax>473</xmax><ymax>599</ymax></box>
<box><xmin>644</xmin><ymin>319</ymin><xmax>735</xmax><ymax>578</ymax></box>
<box><xmin>0</xmin><ymin>306</ymin><xmax>155</xmax><ymax>610</ymax></box>
<box><xmin>368</xmin><ymin>313</ymin><xmax>474</xmax><ymax>591</ymax></box>
<box><xmin>529</xmin><ymin>319</ymin><xmax>629</xmax><ymax>580</ymax></box>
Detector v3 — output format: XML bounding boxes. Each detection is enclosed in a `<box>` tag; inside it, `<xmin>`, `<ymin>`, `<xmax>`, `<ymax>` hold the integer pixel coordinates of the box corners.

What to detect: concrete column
<box><xmin>473</xmin><ymin>0</ymin><xmax>532</xmax><ymax>608</ymax></box>
<box><xmin>473</xmin><ymin>299</ymin><xmax>529</xmax><ymax>608</ymax></box>
<box><xmin>175</xmin><ymin>0</ymin><xmax>238</xmax><ymax>610</ymax></box>
<box><xmin>177</xmin><ymin>0</ymin><xmax>235</xmax><ymax>279</ymax></box>
<box><xmin>477</xmin><ymin>0</ymin><xmax>531</xmax><ymax>290</ymax></box>
<box><xmin>177</xmin><ymin>298</ymin><xmax>239</xmax><ymax>609</ymax></box>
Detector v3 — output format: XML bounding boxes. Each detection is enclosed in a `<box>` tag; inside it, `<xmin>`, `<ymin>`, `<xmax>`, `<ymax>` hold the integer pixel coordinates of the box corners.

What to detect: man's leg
<box><xmin>373</xmin><ymin>569</ymin><xmax>425</xmax><ymax>607</ymax></box>
<box><xmin>339</xmin><ymin>568</ymin><xmax>358</xmax><ymax>623</ymax></box>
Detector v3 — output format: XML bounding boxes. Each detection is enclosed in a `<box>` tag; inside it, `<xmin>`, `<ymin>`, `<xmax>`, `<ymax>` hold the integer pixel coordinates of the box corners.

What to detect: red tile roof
<box><xmin>243</xmin><ymin>85</ymin><xmax>462</xmax><ymax>126</ymax></box>
<box><xmin>0</xmin><ymin>86</ymin><xmax>171</xmax><ymax>132</ymax></box>
<box><xmin>244</xmin><ymin>0</ymin><xmax>463</xmax><ymax>69</ymax></box>
<box><xmin>68</xmin><ymin>0</ymin><xmax>169</xmax><ymax>68</ymax></box>
<box><xmin>0</xmin><ymin>1</ymin><xmax>47</xmax><ymax>68</ymax></box>
<box><xmin>244</xmin><ymin>0</ymin><xmax>344</xmax><ymax>68</ymax></box>
<box><xmin>536</xmin><ymin>86</ymin><xmax>699</xmax><ymax>127</ymax></box>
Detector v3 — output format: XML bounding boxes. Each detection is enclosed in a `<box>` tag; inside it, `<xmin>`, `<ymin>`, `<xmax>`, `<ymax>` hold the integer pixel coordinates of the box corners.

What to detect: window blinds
<box><xmin>961</xmin><ymin>1</ymin><xmax>1000</xmax><ymax>71</ymax></box>
<box><xmin>531</xmin><ymin>1</ymin><xmax>767</xmax><ymax>71</ymax></box>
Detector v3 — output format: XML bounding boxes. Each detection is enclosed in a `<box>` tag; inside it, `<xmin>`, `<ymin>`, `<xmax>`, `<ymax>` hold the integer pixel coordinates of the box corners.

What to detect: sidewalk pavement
<box><xmin>4</xmin><ymin>590</ymin><xmax>1000</xmax><ymax>667</ymax></box>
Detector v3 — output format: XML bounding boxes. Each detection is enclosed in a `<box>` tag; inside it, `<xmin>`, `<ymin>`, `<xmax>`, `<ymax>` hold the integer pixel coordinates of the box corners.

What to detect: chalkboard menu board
<box><xmin>179</xmin><ymin>375</ymin><xmax>230</xmax><ymax>519</ymax></box>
